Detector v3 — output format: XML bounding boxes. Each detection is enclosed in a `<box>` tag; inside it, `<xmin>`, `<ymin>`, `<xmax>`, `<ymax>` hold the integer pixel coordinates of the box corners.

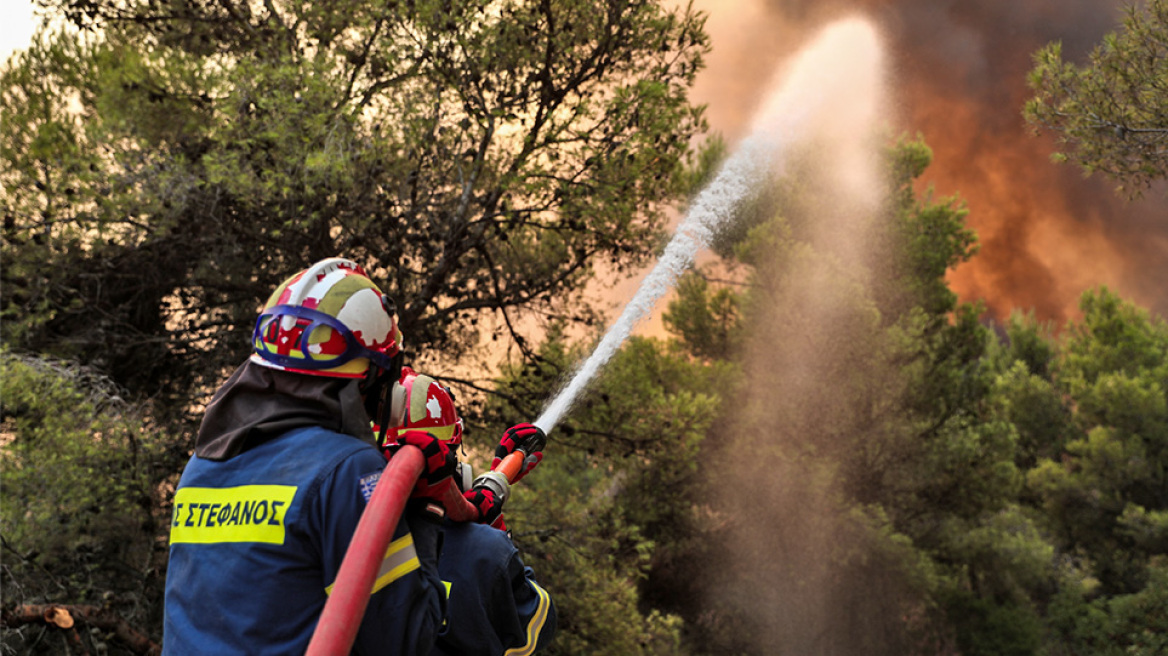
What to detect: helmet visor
<box><xmin>253</xmin><ymin>304</ymin><xmax>396</xmax><ymax>372</ymax></box>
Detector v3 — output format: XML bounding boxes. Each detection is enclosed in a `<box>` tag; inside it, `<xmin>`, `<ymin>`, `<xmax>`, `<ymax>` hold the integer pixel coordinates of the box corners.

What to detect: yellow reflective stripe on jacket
<box><xmin>170</xmin><ymin>485</ymin><xmax>297</xmax><ymax>545</ymax></box>
<box><xmin>504</xmin><ymin>580</ymin><xmax>551</xmax><ymax>656</ymax></box>
<box><xmin>325</xmin><ymin>533</ymin><xmax>419</xmax><ymax>596</ymax></box>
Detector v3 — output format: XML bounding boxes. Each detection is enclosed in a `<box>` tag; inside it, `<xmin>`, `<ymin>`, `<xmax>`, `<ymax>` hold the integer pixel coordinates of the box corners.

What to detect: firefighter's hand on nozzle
<box><xmin>492</xmin><ymin>423</ymin><xmax>546</xmax><ymax>483</ymax></box>
<box><xmin>464</xmin><ymin>471</ymin><xmax>510</xmax><ymax>525</ymax></box>
<box><xmin>383</xmin><ymin>429</ymin><xmax>456</xmax><ymax>502</ymax></box>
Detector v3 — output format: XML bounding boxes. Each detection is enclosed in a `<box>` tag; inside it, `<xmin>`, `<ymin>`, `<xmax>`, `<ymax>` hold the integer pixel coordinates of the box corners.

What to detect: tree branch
<box><xmin>1</xmin><ymin>604</ymin><xmax>161</xmax><ymax>656</ymax></box>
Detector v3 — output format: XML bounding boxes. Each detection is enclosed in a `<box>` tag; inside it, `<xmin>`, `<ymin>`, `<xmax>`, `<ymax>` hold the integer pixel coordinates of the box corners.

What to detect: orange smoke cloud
<box><xmin>688</xmin><ymin>0</ymin><xmax>1168</xmax><ymax>322</ymax></box>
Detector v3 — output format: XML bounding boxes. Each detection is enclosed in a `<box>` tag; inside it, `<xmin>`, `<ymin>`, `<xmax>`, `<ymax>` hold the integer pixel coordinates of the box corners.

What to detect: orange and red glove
<box><xmin>462</xmin><ymin>486</ymin><xmax>504</xmax><ymax>526</ymax></box>
<box><xmin>462</xmin><ymin>470</ymin><xmax>510</xmax><ymax>526</ymax></box>
<box><xmin>491</xmin><ymin>423</ymin><xmax>547</xmax><ymax>483</ymax></box>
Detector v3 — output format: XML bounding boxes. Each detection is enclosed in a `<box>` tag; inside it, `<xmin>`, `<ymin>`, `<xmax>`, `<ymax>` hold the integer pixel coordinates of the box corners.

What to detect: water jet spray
<box><xmin>533</xmin><ymin>16</ymin><xmax>886</xmax><ymax>436</ymax></box>
<box><xmin>314</xmin><ymin>19</ymin><xmax>886</xmax><ymax>654</ymax></box>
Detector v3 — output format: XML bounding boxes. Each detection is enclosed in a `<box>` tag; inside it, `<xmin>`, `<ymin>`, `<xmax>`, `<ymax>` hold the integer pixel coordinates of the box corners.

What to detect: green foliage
<box><xmin>946</xmin><ymin>592</ymin><xmax>1043</xmax><ymax>656</ymax></box>
<box><xmin>0</xmin><ymin>7</ymin><xmax>714</xmax><ymax>643</ymax></box>
<box><xmin>1063</xmin><ymin>287</ymin><xmax>1168</xmax><ymax>386</ymax></box>
<box><xmin>876</xmin><ymin>136</ymin><xmax>979</xmax><ymax>321</ymax></box>
<box><xmin>1028</xmin><ymin>288</ymin><xmax>1168</xmax><ymax>596</ymax></box>
<box><xmin>992</xmin><ymin>310</ymin><xmax>1059</xmax><ymax>380</ymax></box>
<box><xmin>1103</xmin><ymin>563</ymin><xmax>1168</xmax><ymax>655</ymax></box>
<box><xmin>1</xmin><ymin>350</ymin><xmax>170</xmax><ymax>646</ymax></box>
<box><xmin>662</xmin><ymin>273</ymin><xmax>740</xmax><ymax>361</ymax></box>
<box><xmin>506</xmin><ymin>451</ymin><xmax>687</xmax><ymax>656</ymax></box>
<box><xmin>646</xmin><ymin>135</ymin><xmax>1028</xmax><ymax>654</ymax></box>
<box><xmin>677</xmin><ymin>133</ymin><xmax>729</xmax><ymax>199</ymax></box>
<box><xmin>642</xmin><ymin>132</ymin><xmax>1157</xmax><ymax>655</ymax></box>
<box><xmin>1025</xmin><ymin>0</ymin><xmax>1168</xmax><ymax>196</ymax></box>
<box><xmin>1047</xmin><ymin>563</ymin><xmax>1168</xmax><ymax>655</ymax></box>
<box><xmin>988</xmin><ymin>359</ymin><xmax>1072</xmax><ymax>469</ymax></box>
<box><xmin>2</xmin><ymin>0</ymin><xmax>711</xmax><ymax>404</ymax></box>
<box><xmin>8</xmin><ymin>3</ymin><xmax>1168</xmax><ymax>647</ymax></box>
<box><xmin>488</xmin><ymin>330</ymin><xmax>727</xmax><ymax>655</ymax></box>
<box><xmin>486</xmin><ymin>131</ymin><xmax>1168</xmax><ymax>656</ymax></box>
<box><xmin>943</xmin><ymin>506</ymin><xmax>1055</xmax><ymax>597</ymax></box>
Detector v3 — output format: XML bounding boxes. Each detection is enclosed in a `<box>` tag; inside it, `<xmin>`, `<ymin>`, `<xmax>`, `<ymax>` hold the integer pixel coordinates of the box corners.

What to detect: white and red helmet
<box><xmin>251</xmin><ymin>258</ymin><xmax>401</xmax><ymax>378</ymax></box>
<box><xmin>386</xmin><ymin>367</ymin><xmax>464</xmax><ymax>449</ymax></box>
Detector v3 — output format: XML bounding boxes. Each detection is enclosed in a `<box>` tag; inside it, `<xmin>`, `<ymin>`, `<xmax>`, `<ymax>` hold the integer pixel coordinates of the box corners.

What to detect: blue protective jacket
<box><xmin>432</xmin><ymin>522</ymin><xmax>556</xmax><ymax>656</ymax></box>
<box><xmin>163</xmin><ymin>425</ymin><xmax>444</xmax><ymax>655</ymax></box>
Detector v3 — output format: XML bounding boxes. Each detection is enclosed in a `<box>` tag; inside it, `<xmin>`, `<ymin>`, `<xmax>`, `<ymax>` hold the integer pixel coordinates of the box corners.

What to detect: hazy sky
<box><xmin>0</xmin><ymin>2</ymin><xmax>35</xmax><ymax>64</ymax></box>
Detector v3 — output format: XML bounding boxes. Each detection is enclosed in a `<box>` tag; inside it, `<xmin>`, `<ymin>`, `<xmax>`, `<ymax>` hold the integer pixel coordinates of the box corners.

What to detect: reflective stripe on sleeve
<box><xmin>324</xmin><ymin>533</ymin><xmax>419</xmax><ymax>596</ymax></box>
<box><xmin>504</xmin><ymin>580</ymin><xmax>551</xmax><ymax>656</ymax></box>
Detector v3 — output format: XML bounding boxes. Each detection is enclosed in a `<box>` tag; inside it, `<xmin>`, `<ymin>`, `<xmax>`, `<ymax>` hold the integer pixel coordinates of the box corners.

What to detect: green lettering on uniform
<box><xmin>170</xmin><ymin>486</ymin><xmax>297</xmax><ymax>545</ymax></box>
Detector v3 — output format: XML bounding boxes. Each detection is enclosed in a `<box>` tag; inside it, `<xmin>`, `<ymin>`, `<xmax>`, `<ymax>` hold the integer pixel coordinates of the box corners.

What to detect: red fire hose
<box><xmin>305</xmin><ymin>444</ymin><xmax>424</xmax><ymax>656</ymax></box>
<box><xmin>306</xmin><ymin>445</ymin><xmax>533</xmax><ymax>654</ymax></box>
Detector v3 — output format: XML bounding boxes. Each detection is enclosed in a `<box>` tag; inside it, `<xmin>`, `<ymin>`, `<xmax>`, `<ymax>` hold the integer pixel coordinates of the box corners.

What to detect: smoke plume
<box><xmin>691</xmin><ymin>0</ymin><xmax>1168</xmax><ymax>323</ymax></box>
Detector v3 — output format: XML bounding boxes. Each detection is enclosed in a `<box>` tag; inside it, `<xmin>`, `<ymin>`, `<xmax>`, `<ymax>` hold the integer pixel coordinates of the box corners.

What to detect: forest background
<box><xmin>3</xmin><ymin>1</ymin><xmax>1168</xmax><ymax>655</ymax></box>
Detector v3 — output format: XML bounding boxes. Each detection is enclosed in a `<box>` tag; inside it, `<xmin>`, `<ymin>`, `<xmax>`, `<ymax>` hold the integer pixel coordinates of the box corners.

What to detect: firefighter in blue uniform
<box><xmin>434</xmin><ymin>520</ymin><xmax>554</xmax><ymax>656</ymax></box>
<box><xmin>163</xmin><ymin>258</ymin><xmax>455</xmax><ymax>655</ymax></box>
<box><xmin>384</xmin><ymin>371</ymin><xmax>557</xmax><ymax>655</ymax></box>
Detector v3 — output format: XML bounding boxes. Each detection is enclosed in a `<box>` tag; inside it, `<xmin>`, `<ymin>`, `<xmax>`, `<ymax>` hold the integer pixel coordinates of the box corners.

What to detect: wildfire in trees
<box><xmin>690</xmin><ymin>0</ymin><xmax>1168</xmax><ymax>323</ymax></box>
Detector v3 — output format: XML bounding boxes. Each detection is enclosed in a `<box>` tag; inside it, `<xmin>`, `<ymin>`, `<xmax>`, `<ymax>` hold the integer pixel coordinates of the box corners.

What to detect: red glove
<box><xmin>463</xmin><ymin>470</ymin><xmax>510</xmax><ymax>526</ymax></box>
<box><xmin>491</xmin><ymin>423</ymin><xmax>546</xmax><ymax>483</ymax></box>
<box><xmin>462</xmin><ymin>486</ymin><xmax>504</xmax><ymax>526</ymax></box>
<box><xmin>384</xmin><ymin>430</ymin><xmax>456</xmax><ymax>502</ymax></box>
<box><xmin>489</xmin><ymin>513</ymin><xmax>508</xmax><ymax>533</ymax></box>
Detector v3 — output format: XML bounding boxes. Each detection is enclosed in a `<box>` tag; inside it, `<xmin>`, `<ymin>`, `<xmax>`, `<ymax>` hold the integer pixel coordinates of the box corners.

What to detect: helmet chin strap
<box><xmin>362</xmin><ymin>352</ymin><xmax>403</xmax><ymax>447</ymax></box>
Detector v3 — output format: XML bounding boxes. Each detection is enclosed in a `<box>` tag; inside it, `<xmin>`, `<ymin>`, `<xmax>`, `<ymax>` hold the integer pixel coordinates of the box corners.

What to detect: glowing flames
<box><xmin>689</xmin><ymin>0</ymin><xmax>1168</xmax><ymax>323</ymax></box>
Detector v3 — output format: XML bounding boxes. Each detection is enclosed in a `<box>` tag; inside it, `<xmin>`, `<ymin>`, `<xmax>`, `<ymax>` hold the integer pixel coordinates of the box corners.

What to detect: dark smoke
<box><xmin>694</xmin><ymin>0</ymin><xmax>1168</xmax><ymax>322</ymax></box>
